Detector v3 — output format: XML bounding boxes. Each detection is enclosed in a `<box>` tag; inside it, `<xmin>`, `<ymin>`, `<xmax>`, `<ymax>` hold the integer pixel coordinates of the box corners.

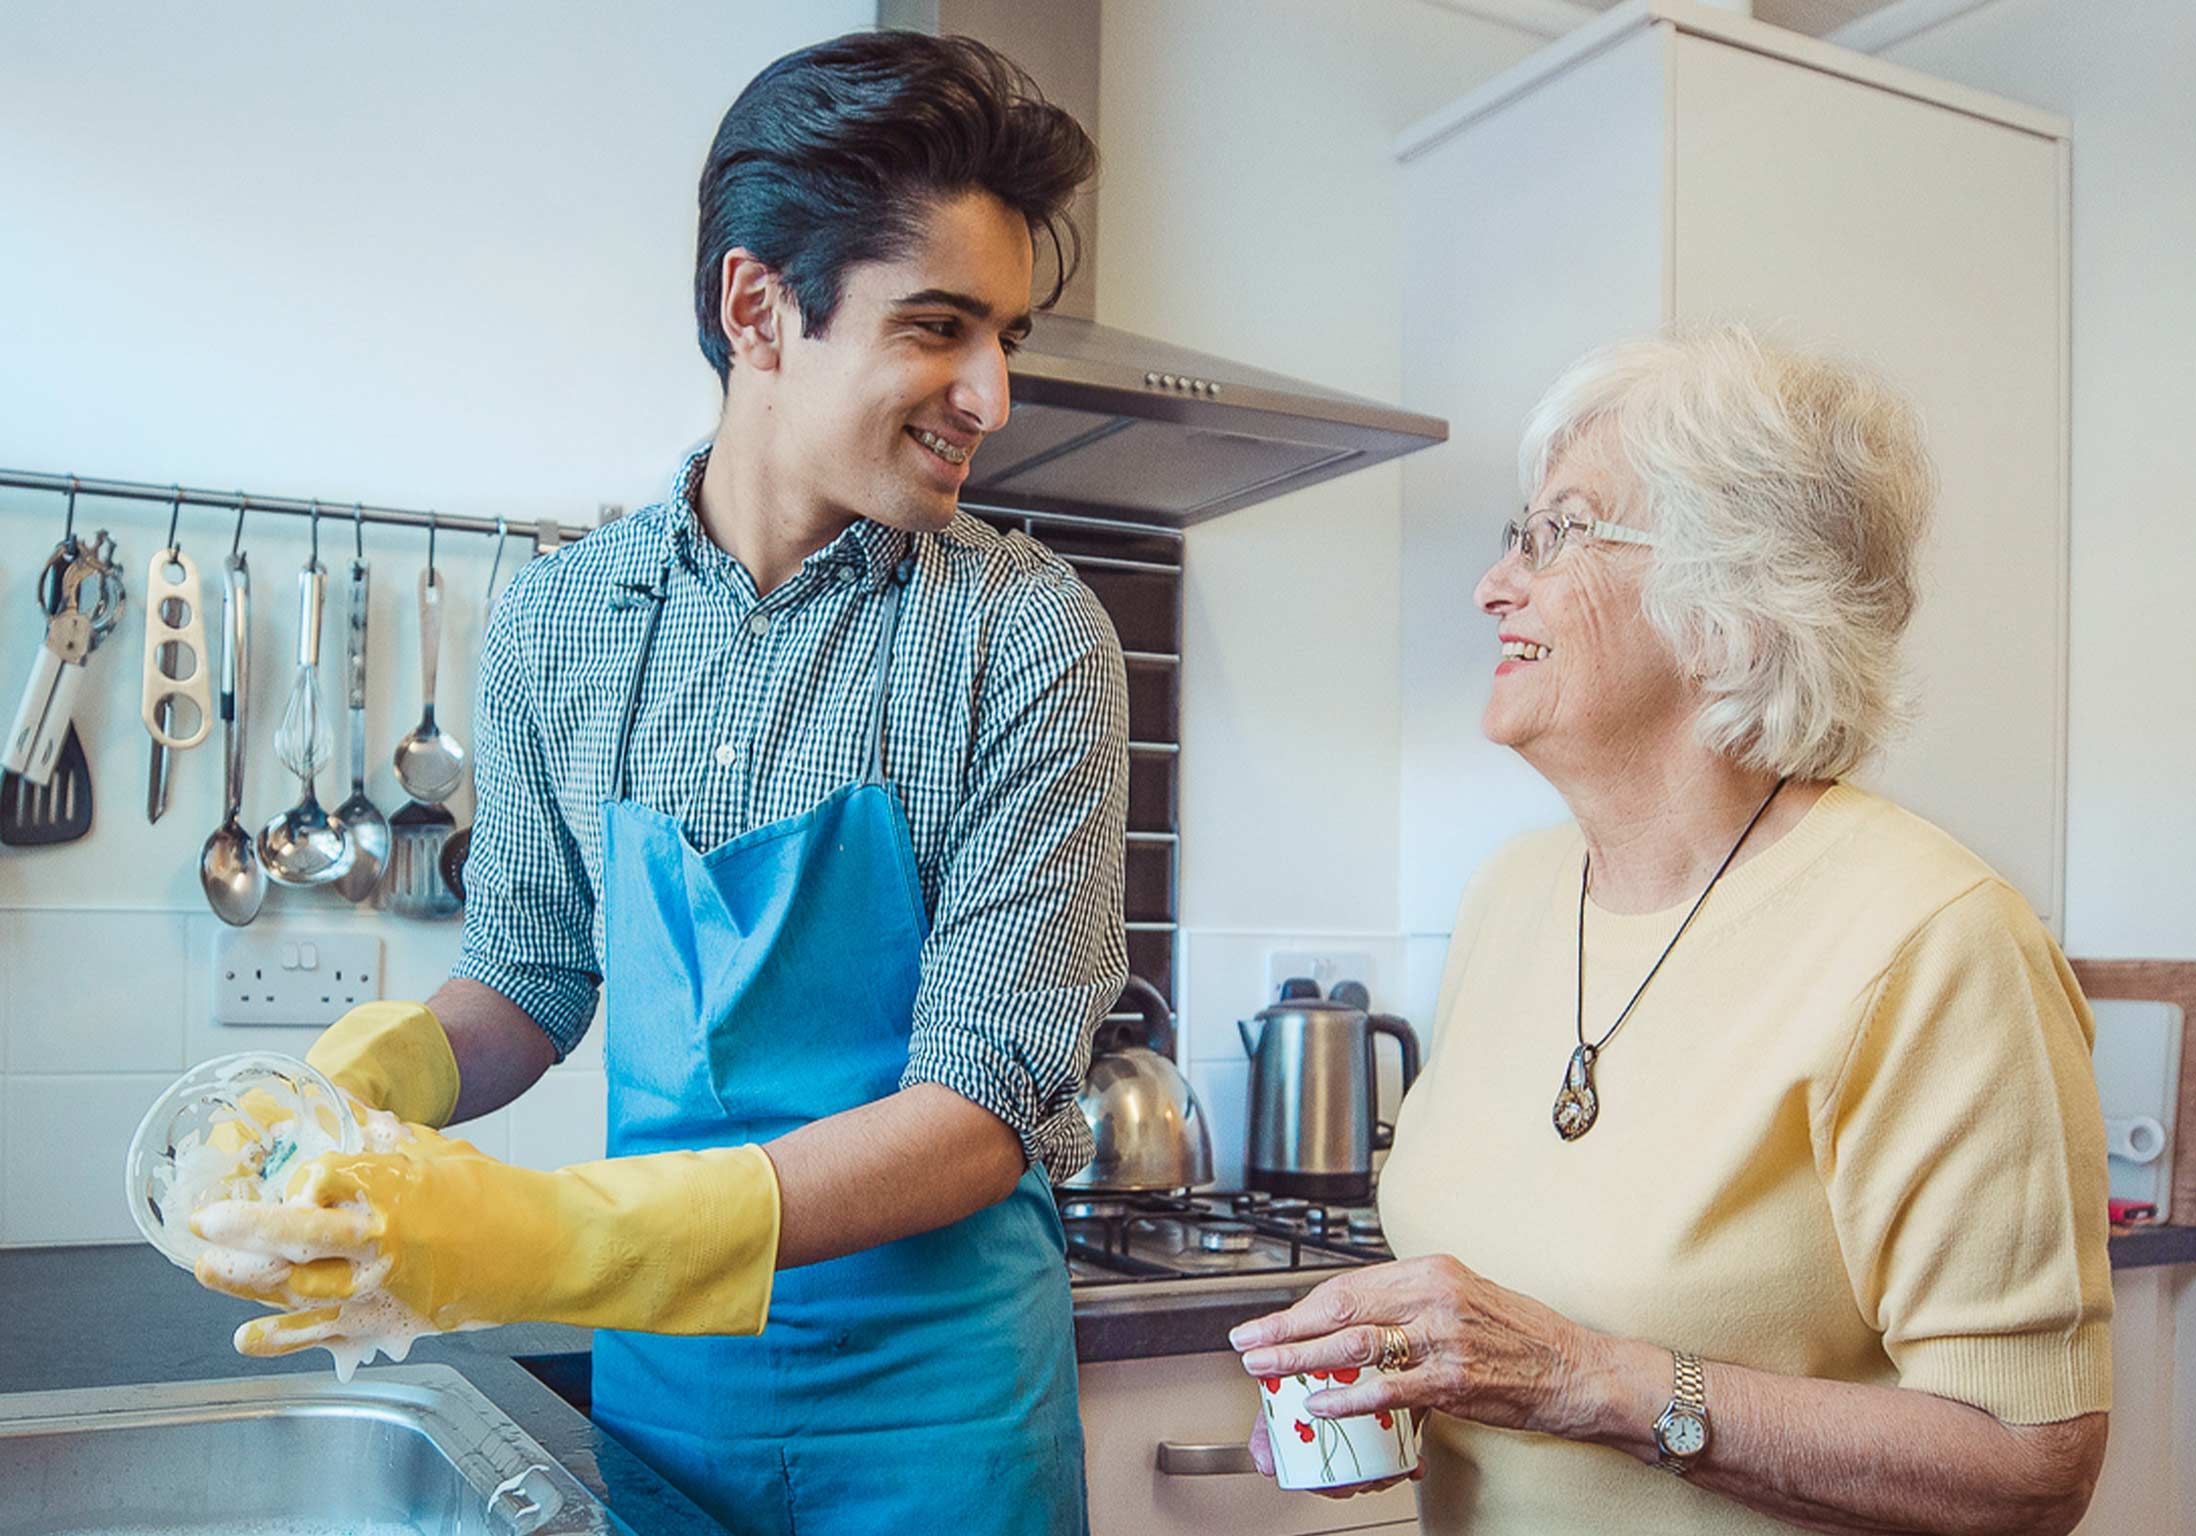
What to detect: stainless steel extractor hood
<box><xmin>973</xmin><ymin>315</ymin><xmax>1449</xmax><ymax>527</ymax></box>
<box><xmin>880</xmin><ymin>0</ymin><xmax>1449</xmax><ymax>527</ymax></box>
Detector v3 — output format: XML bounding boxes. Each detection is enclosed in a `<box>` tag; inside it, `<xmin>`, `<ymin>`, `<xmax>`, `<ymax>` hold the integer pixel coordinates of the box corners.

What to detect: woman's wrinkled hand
<box><xmin>1228</xmin><ymin>1254</ymin><xmax>1603</xmax><ymax>1439</ymax></box>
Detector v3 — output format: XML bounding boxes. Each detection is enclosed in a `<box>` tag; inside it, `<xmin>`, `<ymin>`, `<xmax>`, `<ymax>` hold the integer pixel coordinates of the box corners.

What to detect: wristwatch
<box><xmin>1652</xmin><ymin>1350</ymin><xmax>1710</xmax><ymax>1475</ymax></box>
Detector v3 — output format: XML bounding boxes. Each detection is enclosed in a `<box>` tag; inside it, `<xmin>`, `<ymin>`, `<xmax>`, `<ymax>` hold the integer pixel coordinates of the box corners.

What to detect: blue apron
<box><xmin>588</xmin><ymin>559</ymin><xmax>1089</xmax><ymax>1536</ymax></box>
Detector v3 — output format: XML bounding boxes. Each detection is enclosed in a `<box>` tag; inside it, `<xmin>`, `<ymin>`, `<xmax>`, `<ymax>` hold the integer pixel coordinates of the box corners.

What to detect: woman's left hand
<box><xmin>1229</xmin><ymin>1254</ymin><xmax>1602</xmax><ymax>1437</ymax></box>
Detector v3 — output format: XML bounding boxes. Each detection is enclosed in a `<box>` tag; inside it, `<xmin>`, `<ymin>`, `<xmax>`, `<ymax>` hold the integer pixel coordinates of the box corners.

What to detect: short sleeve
<box><xmin>1816</xmin><ymin>880</ymin><xmax>2112</xmax><ymax>1423</ymax></box>
<box><xmin>447</xmin><ymin>583</ymin><xmax>604</xmax><ymax>1056</ymax></box>
<box><xmin>899</xmin><ymin>573</ymin><xmax>1130</xmax><ymax>1179</ymax></box>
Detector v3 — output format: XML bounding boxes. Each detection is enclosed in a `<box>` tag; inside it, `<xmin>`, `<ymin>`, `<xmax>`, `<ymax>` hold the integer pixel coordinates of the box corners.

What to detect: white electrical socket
<box><xmin>1265</xmin><ymin>949</ymin><xmax>1377</xmax><ymax>1003</ymax></box>
<box><xmin>213</xmin><ymin>930</ymin><xmax>385</xmax><ymax>1027</ymax></box>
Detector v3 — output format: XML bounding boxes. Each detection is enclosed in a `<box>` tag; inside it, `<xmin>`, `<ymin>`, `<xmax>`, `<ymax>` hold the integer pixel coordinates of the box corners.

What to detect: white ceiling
<box><xmin>1423</xmin><ymin>0</ymin><xmax>1913</xmax><ymax>41</ymax></box>
<box><xmin>1585</xmin><ymin>0</ymin><xmax>1902</xmax><ymax>35</ymax></box>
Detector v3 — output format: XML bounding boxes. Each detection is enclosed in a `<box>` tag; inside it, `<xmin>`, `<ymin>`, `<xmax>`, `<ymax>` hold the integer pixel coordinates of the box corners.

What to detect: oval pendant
<box><xmin>1552</xmin><ymin>1044</ymin><xmax>1599</xmax><ymax>1141</ymax></box>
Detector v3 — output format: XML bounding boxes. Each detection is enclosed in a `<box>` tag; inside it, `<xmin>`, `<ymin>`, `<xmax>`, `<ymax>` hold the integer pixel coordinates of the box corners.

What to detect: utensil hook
<box><xmin>308</xmin><ymin>500</ymin><xmax>322</xmax><ymax>566</ymax></box>
<box><xmin>426</xmin><ymin>511</ymin><xmax>439</xmax><ymax>581</ymax></box>
<box><xmin>231</xmin><ymin>494</ymin><xmax>249</xmax><ymax>558</ymax></box>
<box><xmin>165</xmin><ymin>485</ymin><xmax>184</xmax><ymax>558</ymax></box>
<box><xmin>63</xmin><ymin>475</ymin><xmax>79</xmax><ymax>542</ymax></box>
<box><xmin>353</xmin><ymin>501</ymin><xmax>366</xmax><ymax>562</ymax></box>
<box><xmin>485</xmin><ymin>514</ymin><xmax>508</xmax><ymax>609</ymax></box>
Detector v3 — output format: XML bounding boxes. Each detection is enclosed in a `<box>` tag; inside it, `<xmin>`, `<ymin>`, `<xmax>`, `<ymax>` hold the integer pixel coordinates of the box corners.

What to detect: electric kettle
<box><xmin>1238</xmin><ymin>980</ymin><xmax>1420</xmax><ymax>1202</ymax></box>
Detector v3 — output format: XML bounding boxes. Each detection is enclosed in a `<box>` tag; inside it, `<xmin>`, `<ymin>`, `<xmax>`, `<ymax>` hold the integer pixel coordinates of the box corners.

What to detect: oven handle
<box><xmin>1155</xmin><ymin>1442</ymin><xmax>1260</xmax><ymax>1476</ymax></box>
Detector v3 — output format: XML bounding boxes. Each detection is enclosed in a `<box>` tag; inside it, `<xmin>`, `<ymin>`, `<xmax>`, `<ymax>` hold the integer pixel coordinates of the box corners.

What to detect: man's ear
<box><xmin>719</xmin><ymin>249</ymin><xmax>785</xmax><ymax>372</ymax></box>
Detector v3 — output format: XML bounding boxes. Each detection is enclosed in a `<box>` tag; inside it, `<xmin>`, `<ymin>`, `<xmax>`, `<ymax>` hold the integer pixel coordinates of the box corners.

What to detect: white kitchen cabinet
<box><xmin>1079</xmin><ymin>1351</ymin><xmax>1419</xmax><ymax>1534</ymax></box>
<box><xmin>1395</xmin><ymin>0</ymin><xmax>2071</xmax><ymax>936</ymax></box>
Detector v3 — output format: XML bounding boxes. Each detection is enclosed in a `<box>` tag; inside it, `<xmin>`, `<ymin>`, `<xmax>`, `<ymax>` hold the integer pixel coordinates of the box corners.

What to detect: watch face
<box><xmin>1660</xmin><ymin>1409</ymin><xmax>1707</xmax><ymax>1457</ymax></box>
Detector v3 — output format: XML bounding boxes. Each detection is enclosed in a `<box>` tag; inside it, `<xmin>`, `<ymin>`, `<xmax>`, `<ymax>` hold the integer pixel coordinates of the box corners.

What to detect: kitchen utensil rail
<box><xmin>0</xmin><ymin>468</ymin><xmax>590</xmax><ymax>547</ymax></box>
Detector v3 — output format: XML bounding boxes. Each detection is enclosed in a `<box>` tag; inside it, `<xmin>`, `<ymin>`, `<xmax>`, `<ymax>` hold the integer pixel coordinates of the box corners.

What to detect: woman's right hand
<box><xmin>1246</xmin><ymin>1408</ymin><xmax>1424</xmax><ymax>1499</ymax></box>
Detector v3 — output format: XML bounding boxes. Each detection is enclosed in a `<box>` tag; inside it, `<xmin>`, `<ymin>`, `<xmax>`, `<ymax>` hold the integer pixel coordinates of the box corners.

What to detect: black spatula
<box><xmin>0</xmin><ymin>723</ymin><xmax>95</xmax><ymax>845</ymax></box>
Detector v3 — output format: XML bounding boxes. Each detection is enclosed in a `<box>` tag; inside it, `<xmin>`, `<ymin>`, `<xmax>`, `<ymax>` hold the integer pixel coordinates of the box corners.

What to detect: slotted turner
<box><xmin>382</xmin><ymin>797</ymin><xmax>460</xmax><ymax>919</ymax></box>
<box><xmin>0</xmin><ymin>724</ymin><xmax>95</xmax><ymax>845</ymax></box>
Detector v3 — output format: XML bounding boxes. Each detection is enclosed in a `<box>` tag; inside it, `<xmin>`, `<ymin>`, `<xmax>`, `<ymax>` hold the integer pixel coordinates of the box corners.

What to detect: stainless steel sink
<box><xmin>0</xmin><ymin>1364</ymin><xmax>612</xmax><ymax>1535</ymax></box>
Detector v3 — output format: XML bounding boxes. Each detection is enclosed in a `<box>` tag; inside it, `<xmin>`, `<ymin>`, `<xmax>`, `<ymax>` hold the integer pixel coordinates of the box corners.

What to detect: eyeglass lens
<box><xmin>1502</xmin><ymin>512</ymin><xmax>1565</xmax><ymax>570</ymax></box>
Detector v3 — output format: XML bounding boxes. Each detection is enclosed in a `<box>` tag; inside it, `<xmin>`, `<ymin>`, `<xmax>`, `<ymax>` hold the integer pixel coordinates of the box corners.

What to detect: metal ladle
<box><xmin>198</xmin><ymin>520</ymin><xmax>266</xmax><ymax>925</ymax></box>
<box><xmin>260</xmin><ymin>513</ymin><xmax>354</xmax><ymax>886</ymax></box>
<box><xmin>331</xmin><ymin>507</ymin><xmax>389</xmax><ymax>901</ymax></box>
<box><xmin>391</xmin><ymin>519</ymin><xmax>466</xmax><ymax>804</ymax></box>
<box><xmin>434</xmin><ymin>516</ymin><xmax>509</xmax><ymax>903</ymax></box>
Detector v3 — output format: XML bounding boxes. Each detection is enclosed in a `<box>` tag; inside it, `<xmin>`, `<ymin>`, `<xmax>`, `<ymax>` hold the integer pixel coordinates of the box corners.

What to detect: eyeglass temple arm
<box><xmin>1586</xmin><ymin>518</ymin><xmax>1656</xmax><ymax>547</ymax></box>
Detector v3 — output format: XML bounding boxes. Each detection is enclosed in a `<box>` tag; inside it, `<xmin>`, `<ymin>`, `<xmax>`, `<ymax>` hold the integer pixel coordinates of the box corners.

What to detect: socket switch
<box><xmin>214</xmin><ymin>930</ymin><xmax>385</xmax><ymax>1027</ymax></box>
<box><xmin>1264</xmin><ymin>948</ymin><xmax>1377</xmax><ymax>1004</ymax></box>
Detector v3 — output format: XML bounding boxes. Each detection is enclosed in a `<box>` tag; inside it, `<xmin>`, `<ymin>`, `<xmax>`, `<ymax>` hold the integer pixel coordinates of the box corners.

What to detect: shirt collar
<box><xmin>633</xmin><ymin>444</ymin><xmax>912</xmax><ymax>595</ymax></box>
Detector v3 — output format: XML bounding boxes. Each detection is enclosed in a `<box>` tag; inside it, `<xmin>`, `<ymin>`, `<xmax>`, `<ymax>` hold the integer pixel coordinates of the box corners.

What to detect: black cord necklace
<box><xmin>1552</xmin><ymin>777</ymin><xmax>1789</xmax><ymax>1141</ymax></box>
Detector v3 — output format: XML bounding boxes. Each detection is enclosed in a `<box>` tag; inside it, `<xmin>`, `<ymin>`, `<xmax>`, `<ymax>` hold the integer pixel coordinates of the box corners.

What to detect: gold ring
<box><xmin>1378</xmin><ymin>1324</ymin><xmax>1413</xmax><ymax>1372</ymax></box>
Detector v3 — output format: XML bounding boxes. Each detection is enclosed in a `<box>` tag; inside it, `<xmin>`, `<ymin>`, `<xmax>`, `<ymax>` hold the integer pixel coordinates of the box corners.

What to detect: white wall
<box><xmin>0</xmin><ymin>0</ymin><xmax>871</xmax><ymax>1246</ymax></box>
<box><xmin>1866</xmin><ymin>0</ymin><xmax>2196</xmax><ymax>963</ymax></box>
<box><xmin>1095</xmin><ymin>0</ymin><xmax>1540</xmax><ymax>1161</ymax></box>
<box><xmin>0</xmin><ymin>0</ymin><xmax>1544</xmax><ymax>1240</ymax></box>
<box><xmin>1859</xmin><ymin>3</ymin><xmax>2196</xmax><ymax>1529</ymax></box>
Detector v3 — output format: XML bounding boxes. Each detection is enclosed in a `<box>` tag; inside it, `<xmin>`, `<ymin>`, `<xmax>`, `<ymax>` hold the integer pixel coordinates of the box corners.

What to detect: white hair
<box><xmin>1519</xmin><ymin>325</ymin><xmax>1935</xmax><ymax>781</ymax></box>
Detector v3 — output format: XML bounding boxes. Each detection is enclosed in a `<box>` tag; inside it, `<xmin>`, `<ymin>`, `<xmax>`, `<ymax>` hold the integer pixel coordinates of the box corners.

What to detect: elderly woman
<box><xmin>1231</xmin><ymin>328</ymin><xmax>2111</xmax><ymax>1534</ymax></box>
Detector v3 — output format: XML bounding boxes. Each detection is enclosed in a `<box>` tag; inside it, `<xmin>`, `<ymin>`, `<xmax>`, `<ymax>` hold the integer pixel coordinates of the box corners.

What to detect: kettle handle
<box><xmin>1367</xmin><ymin>1013</ymin><xmax>1422</xmax><ymax>1152</ymax></box>
<box><xmin>1112</xmin><ymin>974</ymin><xmax>1177</xmax><ymax>1059</ymax></box>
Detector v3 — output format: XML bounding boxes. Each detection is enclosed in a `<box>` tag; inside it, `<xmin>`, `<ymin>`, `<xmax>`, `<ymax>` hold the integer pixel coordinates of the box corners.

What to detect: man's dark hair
<box><xmin>694</xmin><ymin>31</ymin><xmax>1098</xmax><ymax>384</ymax></box>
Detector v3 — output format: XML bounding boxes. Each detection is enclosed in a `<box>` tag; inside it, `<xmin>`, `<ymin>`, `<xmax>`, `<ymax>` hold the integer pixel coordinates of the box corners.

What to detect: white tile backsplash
<box><xmin>509</xmin><ymin>1069</ymin><xmax>609</xmax><ymax>1171</ymax></box>
<box><xmin>181</xmin><ymin>908</ymin><xmax>449</xmax><ymax>1062</ymax></box>
<box><xmin>0</xmin><ymin>911</ymin><xmax>1440</xmax><ymax>1240</ymax></box>
<box><xmin>1187</xmin><ymin>1058</ymin><xmax>1251</xmax><ymax>1192</ymax></box>
<box><xmin>1403</xmin><ymin>932</ymin><xmax>1454</xmax><ymax>1054</ymax></box>
<box><xmin>447</xmin><ymin>1107</ymin><xmax>511</xmax><ymax>1164</ymax></box>
<box><xmin>1</xmin><ymin>904</ymin><xmax>522</xmax><ymax>1246</ymax></box>
<box><xmin>4</xmin><ymin>1073</ymin><xmax>177</xmax><ymax>1245</ymax></box>
<box><xmin>1179</xmin><ymin>930</ymin><xmax>1410</xmax><ymax>1063</ymax></box>
<box><xmin>559</xmin><ymin>1004</ymin><xmax>607</xmax><ymax>1070</ymax></box>
<box><xmin>5</xmin><ymin>910</ymin><xmax>189</xmax><ymax>1076</ymax></box>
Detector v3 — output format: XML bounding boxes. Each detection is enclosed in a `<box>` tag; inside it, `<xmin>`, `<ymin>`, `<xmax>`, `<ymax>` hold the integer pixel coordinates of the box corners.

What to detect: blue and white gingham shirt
<box><xmin>450</xmin><ymin>448</ymin><xmax>1130</xmax><ymax>1178</ymax></box>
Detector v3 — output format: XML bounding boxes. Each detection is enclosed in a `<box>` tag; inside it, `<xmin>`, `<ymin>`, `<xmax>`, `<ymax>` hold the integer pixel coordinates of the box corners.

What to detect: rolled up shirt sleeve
<box><xmin>900</xmin><ymin>571</ymin><xmax>1130</xmax><ymax>1180</ymax></box>
<box><xmin>448</xmin><ymin>573</ymin><xmax>603</xmax><ymax>1057</ymax></box>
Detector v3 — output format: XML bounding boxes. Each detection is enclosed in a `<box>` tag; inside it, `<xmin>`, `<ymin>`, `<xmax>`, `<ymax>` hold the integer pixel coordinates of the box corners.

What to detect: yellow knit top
<box><xmin>1378</xmin><ymin>784</ymin><xmax>2112</xmax><ymax>1535</ymax></box>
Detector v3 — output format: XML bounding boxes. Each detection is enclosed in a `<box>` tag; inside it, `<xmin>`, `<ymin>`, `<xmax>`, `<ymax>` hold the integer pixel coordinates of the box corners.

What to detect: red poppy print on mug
<box><xmin>1254</xmin><ymin>1363</ymin><xmax>1420</xmax><ymax>1491</ymax></box>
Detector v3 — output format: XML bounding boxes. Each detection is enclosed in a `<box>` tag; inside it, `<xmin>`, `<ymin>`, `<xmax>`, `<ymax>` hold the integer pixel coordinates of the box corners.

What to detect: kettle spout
<box><xmin>1237</xmin><ymin>1017</ymin><xmax>1261</xmax><ymax>1057</ymax></box>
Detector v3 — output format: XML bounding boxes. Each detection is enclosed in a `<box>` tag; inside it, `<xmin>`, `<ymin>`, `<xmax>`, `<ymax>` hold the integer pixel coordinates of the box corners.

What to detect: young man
<box><xmin>192</xmin><ymin>32</ymin><xmax>1123</xmax><ymax>1534</ymax></box>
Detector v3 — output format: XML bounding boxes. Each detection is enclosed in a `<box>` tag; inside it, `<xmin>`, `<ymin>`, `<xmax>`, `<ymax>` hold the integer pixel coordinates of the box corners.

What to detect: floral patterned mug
<box><xmin>1255</xmin><ymin>1364</ymin><xmax>1420</xmax><ymax>1491</ymax></box>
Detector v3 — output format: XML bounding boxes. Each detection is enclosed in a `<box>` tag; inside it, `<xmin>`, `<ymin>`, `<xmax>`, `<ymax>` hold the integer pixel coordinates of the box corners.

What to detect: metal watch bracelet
<box><xmin>1653</xmin><ymin>1349</ymin><xmax>1710</xmax><ymax>1475</ymax></box>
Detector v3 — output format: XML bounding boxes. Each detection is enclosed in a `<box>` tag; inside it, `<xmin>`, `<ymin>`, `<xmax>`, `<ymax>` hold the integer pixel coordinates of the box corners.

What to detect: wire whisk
<box><xmin>275</xmin><ymin>557</ymin><xmax>332</xmax><ymax>786</ymax></box>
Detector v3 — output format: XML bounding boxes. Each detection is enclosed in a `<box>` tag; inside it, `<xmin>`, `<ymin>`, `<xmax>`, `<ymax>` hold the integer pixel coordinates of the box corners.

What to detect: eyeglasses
<box><xmin>1500</xmin><ymin>506</ymin><xmax>1656</xmax><ymax>572</ymax></box>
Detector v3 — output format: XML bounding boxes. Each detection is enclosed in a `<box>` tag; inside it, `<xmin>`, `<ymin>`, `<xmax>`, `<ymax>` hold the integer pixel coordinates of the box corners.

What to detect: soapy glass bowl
<box><xmin>125</xmin><ymin>1052</ymin><xmax>362</xmax><ymax>1272</ymax></box>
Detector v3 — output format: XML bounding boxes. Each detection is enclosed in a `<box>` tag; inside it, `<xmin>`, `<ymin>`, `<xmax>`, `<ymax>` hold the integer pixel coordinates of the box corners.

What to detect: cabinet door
<box><xmin>1671</xmin><ymin>32</ymin><xmax>2068</xmax><ymax>929</ymax></box>
<box><xmin>1080</xmin><ymin>1351</ymin><xmax>1420</xmax><ymax>1534</ymax></box>
<box><xmin>1397</xmin><ymin>23</ymin><xmax>1670</xmax><ymax>936</ymax></box>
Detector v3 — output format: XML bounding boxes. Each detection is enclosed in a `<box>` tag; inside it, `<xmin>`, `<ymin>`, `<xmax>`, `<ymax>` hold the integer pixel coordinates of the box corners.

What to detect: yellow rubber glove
<box><xmin>306</xmin><ymin>1001</ymin><xmax>461</xmax><ymax>1130</ymax></box>
<box><xmin>189</xmin><ymin>1122</ymin><xmax>780</xmax><ymax>1358</ymax></box>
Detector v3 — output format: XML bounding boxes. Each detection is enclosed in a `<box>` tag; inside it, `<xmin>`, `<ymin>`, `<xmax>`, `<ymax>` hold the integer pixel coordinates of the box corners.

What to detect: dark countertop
<box><xmin>0</xmin><ymin>1242</ymin><xmax>1316</xmax><ymax>1535</ymax></box>
<box><xmin>1072</xmin><ymin>1274</ymin><xmax>1323</xmax><ymax>1363</ymax></box>
<box><xmin>2110</xmin><ymin>1223</ymin><xmax>2196</xmax><ymax>1269</ymax></box>
<box><xmin>9</xmin><ymin>1231</ymin><xmax>2185</xmax><ymax>1531</ymax></box>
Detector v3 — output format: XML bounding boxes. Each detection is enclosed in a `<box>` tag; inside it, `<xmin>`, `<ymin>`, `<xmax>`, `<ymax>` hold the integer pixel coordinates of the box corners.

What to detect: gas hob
<box><xmin>1058</xmin><ymin>1189</ymin><xmax>1390</xmax><ymax>1287</ymax></box>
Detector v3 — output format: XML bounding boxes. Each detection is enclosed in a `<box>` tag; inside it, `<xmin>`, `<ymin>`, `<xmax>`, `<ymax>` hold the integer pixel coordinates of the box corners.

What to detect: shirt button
<box><xmin>835</xmin><ymin>564</ymin><xmax>858</xmax><ymax>586</ymax></box>
<box><xmin>746</xmin><ymin>611</ymin><xmax>772</xmax><ymax>637</ymax></box>
<box><xmin>713</xmin><ymin>741</ymin><xmax>737</xmax><ymax>768</ymax></box>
